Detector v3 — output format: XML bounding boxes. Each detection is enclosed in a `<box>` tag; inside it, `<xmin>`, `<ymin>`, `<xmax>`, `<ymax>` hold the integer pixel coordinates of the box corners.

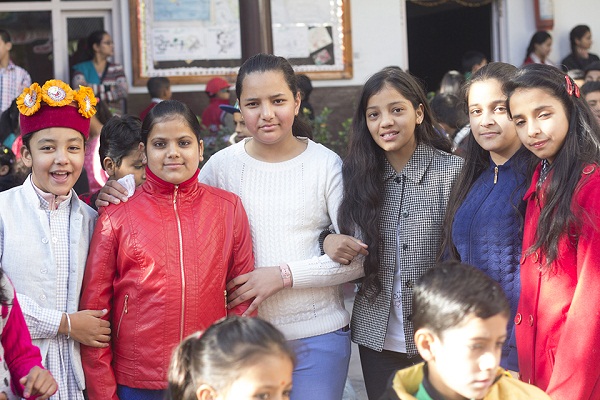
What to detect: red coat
<box><xmin>80</xmin><ymin>168</ymin><xmax>255</xmax><ymax>399</ymax></box>
<box><xmin>516</xmin><ymin>163</ymin><xmax>600</xmax><ymax>399</ymax></box>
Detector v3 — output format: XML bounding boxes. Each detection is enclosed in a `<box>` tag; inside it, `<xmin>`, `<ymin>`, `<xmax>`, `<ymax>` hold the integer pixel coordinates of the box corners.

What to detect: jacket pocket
<box><xmin>116</xmin><ymin>294</ymin><xmax>129</xmax><ymax>339</ymax></box>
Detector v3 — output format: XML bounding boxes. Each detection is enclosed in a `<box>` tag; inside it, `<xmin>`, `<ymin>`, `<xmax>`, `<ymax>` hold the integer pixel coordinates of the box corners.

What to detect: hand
<box><xmin>19</xmin><ymin>366</ymin><xmax>57</xmax><ymax>399</ymax></box>
<box><xmin>95</xmin><ymin>180</ymin><xmax>129</xmax><ymax>208</ymax></box>
<box><xmin>62</xmin><ymin>309</ymin><xmax>111</xmax><ymax>347</ymax></box>
<box><xmin>0</xmin><ymin>392</ymin><xmax>7</xmax><ymax>400</ymax></box>
<box><xmin>323</xmin><ymin>234</ymin><xmax>368</xmax><ymax>264</ymax></box>
<box><xmin>226</xmin><ymin>267</ymin><xmax>283</xmax><ymax>316</ymax></box>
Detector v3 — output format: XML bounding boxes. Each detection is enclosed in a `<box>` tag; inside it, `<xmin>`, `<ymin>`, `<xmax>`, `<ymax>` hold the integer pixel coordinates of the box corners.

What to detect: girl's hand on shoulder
<box><xmin>324</xmin><ymin>234</ymin><xmax>368</xmax><ymax>265</ymax></box>
<box><xmin>0</xmin><ymin>392</ymin><xmax>7</xmax><ymax>400</ymax></box>
<box><xmin>226</xmin><ymin>267</ymin><xmax>282</xmax><ymax>316</ymax></box>
<box><xmin>19</xmin><ymin>366</ymin><xmax>57</xmax><ymax>399</ymax></box>
<box><xmin>64</xmin><ymin>309</ymin><xmax>111</xmax><ymax>347</ymax></box>
<box><xmin>95</xmin><ymin>180</ymin><xmax>129</xmax><ymax>208</ymax></box>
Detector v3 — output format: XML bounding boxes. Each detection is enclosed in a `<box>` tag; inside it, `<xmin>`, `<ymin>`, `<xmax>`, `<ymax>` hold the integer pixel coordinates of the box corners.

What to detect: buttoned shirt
<box><xmin>0</xmin><ymin>60</ymin><xmax>31</xmax><ymax>113</ymax></box>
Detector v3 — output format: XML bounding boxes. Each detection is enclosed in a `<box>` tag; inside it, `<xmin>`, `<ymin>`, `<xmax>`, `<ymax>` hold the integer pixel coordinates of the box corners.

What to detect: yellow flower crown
<box><xmin>17</xmin><ymin>79</ymin><xmax>98</xmax><ymax>119</ymax></box>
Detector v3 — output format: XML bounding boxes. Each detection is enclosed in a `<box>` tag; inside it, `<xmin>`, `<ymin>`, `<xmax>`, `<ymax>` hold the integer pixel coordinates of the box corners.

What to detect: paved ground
<box><xmin>343</xmin><ymin>284</ymin><xmax>368</xmax><ymax>400</ymax></box>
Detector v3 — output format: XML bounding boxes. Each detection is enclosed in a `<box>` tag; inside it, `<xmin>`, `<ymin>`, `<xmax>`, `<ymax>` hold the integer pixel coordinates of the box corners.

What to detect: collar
<box><xmin>30</xmin><ymin>175</ymin><xmax>72</xmax><ymax>211</ymax></box>
<box><xmin>143</xmin><ymin>167</ymin><xmax>200</xmax><ymax>196</ymax></box>
<box><xmin>151</xmin><ymin>98</ymin><xmax>163</xmax><ymax>104</ymax></box>
<box><xmin>0</xmin><ymin>60</ymin><xmax>16</xmax><ymax>71</ymax></box>
<box><xmin>383</xmin><ymin>142</ymin><xmax>434</xmax><ymax>184</ymax></box>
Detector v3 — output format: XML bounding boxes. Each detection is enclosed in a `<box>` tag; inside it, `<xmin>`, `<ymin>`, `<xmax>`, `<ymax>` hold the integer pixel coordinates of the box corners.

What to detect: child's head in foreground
<box><xmin>169</xmin><ymin>316</ymin><xmax>295</xmax><ymax>400</ymax></box>
<box><xmin>141</xmin><ymin>100</ymin><xmax>204</xmax><ymax>185</ymax></box>
<box><xmin>17</xmin><ymin>79</ymin><xmax>96</xmax><ymax>196</ymax></box>
<box><xmin>99</xmin><ymin>115</ymin><xmax>146</xmax><ymax>187</ymax></box>
<box><xmin>412</xmin><ymin>261</ymin><xmax>510</xmax><ymax>400</ymax></box>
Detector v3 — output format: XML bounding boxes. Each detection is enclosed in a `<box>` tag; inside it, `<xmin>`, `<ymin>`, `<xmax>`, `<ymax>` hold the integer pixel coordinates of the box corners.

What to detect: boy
<box><xmin>201</xmin><ymin>76</ymin><xmax>231</xmax><ymax>134</ymax></box>
<box><xmin>219</xmin><ymin>101</ymin><xmax>251</xmax><ymax>144</ymax></box>
<box><xmin>381</xmin><ymin>262</ymin><xmax>550</xmax><ymax>400</ymax></box>
<box><xmin>461</xmin><ymin>51</ymin><xmax>487</xmax><ymax>80</ymax></box>
<box><xmin>582</xmin><ymin>81</ymin><xmax>600</xmax><ymax>125</ymax></box>
<box><xmin>0</xmin><ymin>79</ymin><xmax>110</xmax><ymax>399</ymax></box>
<box><xmin>139</xmin><ymin>77</ymin><xmax>171</xmax><ymax>121</ymax></box>
<box><xmin>0</xmin><ymin>29</ymin><xmax>31</xmax><ymax>113</ymax></box>
<box><xmin>584</xmin><ymin>61</ymin><xmax>600</xmax><ymax>82</ymax></box>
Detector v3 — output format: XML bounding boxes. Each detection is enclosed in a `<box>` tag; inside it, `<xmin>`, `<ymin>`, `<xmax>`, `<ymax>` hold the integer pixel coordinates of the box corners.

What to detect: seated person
<box><xmin>381</xmin><ymin>261</ymin><xmax>551</xmax><ymax>400</ymax></box>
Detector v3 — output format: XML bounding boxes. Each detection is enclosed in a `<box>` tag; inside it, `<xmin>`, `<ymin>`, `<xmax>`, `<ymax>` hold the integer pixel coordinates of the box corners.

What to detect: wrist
<box><xmin>279</xmin><ymin>264</ymin><xmax>293</xmax><ymax>288</ymax></box>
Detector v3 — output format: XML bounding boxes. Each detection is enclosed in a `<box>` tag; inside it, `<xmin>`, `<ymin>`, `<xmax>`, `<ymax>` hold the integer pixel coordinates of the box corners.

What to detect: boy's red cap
<box><xmin>205</xmin><ymin>77</ymin><xmax>230</xmax><ymax>95</ymax></box>
<box><xmin>17</xmin><ymin>79</ymin><xmax>97</xmax><ymax>139</ymax></box>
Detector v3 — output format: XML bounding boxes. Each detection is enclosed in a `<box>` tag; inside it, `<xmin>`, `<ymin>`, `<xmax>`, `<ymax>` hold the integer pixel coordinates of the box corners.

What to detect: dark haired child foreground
<box><xmin>169</xmin><ymin>316</ymin><xmax>295</xmax><ymax>400</ymax></box>
<box><xmin>80</xmin><ymin>100</ymin><xmax>255</xmax><ymax>399</ymax></box>
<box><xmin>505</xmin><ymin>63</ymin><xmax>600</xmax><ymax>399</ymax></box>
<box><xmin>381</xmin><ymin>262</ymin><xmax>550</xmax><ymax>400</ymax></box>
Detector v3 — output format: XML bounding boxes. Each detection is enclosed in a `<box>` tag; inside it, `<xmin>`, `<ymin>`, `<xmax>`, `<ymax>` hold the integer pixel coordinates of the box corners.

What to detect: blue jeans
<box><xmin>116</xmin><ymin>385</ymin><xmax>167</xmax><ymax>400</ymax></box>
<box><xmin>288</xmin><ymin>327</ymin><xmax>351</xmax><ymax>400</ymax></box>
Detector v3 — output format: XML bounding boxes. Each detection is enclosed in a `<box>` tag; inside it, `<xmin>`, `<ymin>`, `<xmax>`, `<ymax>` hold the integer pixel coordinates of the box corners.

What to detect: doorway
<box><xmin>406</xmin><ymin>1</ymin><xmax>492</xmax><ymax>93</ymax></box>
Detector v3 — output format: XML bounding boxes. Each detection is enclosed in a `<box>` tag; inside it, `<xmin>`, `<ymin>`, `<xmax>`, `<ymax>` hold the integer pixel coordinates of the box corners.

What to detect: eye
<box><xmin>367</xmin><ymin>111</ymin><xmax>379</xmax><ymax>119</ymax></box>
<box><xmin>179</xmin><ymin>140</ymin><xmax>192</xmax><ymax>147</ymax></box>
<box><xmin>469</xmin><ymin>343</ymin><xmax>484</xmax><ymax>351</ymax></box>
<box><xmin>514</xmin><ymin>118</ymin><xmax>525</xmax><ymax>127</ymax></box>
<box><xmin>133</xmin><ymin>164</ymin><xmax>144</xmax><ymax>170</ymax></box>
<box><xmin>40</xmin><ymin>146</ymin><xmax>54</xmax><ymax>151</ymax></box>
<box><xmin>469</xmin><ymin>108</ymin><xmax>482</xmax><ymax>116</ymax></box>
<box><xmin>245</xmin><ymin>101</ymin><xmax>258</xmax><ymax>108</ymax></box>
<box><xmin>392</xmin><ymin>107</ymin><xmax>403</xmax><ymax>113</ymax></box>
<box><xmin>273</xmin><ymin>98</ymin><xmax>285</xmax><ymax>104</ymax></box>
<box><xmin>494</xmin><ymin>106</ymin><xmax>507</xmax><ymax>113</ymax></box>
<box><xmin>539</xmin><ymin>112</ymin><xmax>551</xmax><ymax>119</ymax></box>
<box><xmin>496</xmin><ymin>341</ymin><xmax>505</xmax><ymax>349</ymax></box>
<box><xmin>253</xmin><ymin>394</ymin><xmax>270</xmax><ymax>400</ymax></box>
<box><xmin>68</xmin><ymin>146</ymin><xmax>82</xmax><ymax>152</ymax></box>
<box><xmin>153</xmin><ymin>141</ymin><xmax>165</xmax><ymax>148</ymax></box>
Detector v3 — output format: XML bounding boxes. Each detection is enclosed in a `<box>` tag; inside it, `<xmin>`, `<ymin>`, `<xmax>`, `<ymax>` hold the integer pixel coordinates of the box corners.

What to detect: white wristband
<box><xmin>64</xmin><ymin>312</ymin><xmax>71</xmax><ymax>339</ymax></box>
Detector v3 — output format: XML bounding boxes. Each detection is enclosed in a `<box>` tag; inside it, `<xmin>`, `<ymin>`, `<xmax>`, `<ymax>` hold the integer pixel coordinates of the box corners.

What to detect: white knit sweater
<box><xmin>199</xmin><ymin>138</ymin><xmax>364</xmax><ymax>340</ymax></box>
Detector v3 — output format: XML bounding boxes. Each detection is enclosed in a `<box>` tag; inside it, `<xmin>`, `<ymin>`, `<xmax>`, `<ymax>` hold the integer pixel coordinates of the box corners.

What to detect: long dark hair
<box><xmin>235</xmin><ymin>53</ymin><xmax>312</xmax><ymax>138</ymax></box>
<box><xmin>569</xmin><ymin>25</ymin><xmax>590</xmax><ymax>56</ymax></box>
<box><xmin>525</xmin><ymin>31</ymin><xmax>551</xmax><ymax>63</ymax></box>
<box><xmin>338</xmin><ymin>67</ymin><xmax>451</xmax><ymax>298</ymax></box>
<box><xmin>87</xmin><ymin>30</ymin><xmax>108</xmax><ymax>59</ymax></box>
<box><xmin>440</xmin><ymin>62</ymin><xmax>536</xmax><ymax>260</ymax></box>
<box><xmin>505</xmin><ymin>63</ymin><xmax>600</xmax><ymax>266</ymax></box>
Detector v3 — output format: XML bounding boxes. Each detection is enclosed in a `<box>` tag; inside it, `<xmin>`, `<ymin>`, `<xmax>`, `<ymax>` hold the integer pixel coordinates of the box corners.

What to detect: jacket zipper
<box><xmin>173</xmin><ymin>185</ymin><xmax>186</xmax><ymax>341</ymax></box>
<box><xmin>116</xmin><ymin>294</ymin><xmax>129</xmax><ymax>338</ymax></box>
<box><xmin>494</xmin><ymin>166</ymin><xmax>498</xmax><ymax>184</ymax></box>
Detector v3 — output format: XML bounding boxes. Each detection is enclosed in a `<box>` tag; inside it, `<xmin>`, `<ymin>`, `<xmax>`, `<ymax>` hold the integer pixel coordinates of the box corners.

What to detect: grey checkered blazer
<box><xmin>351</xmin><ymin>143</ymin><xmax>463</xmax><ymax>356</ymax></box>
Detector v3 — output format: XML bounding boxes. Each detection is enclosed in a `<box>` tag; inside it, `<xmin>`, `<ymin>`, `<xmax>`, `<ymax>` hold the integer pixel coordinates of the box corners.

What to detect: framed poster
<box><xmin>130</xmin><ymin>0</ymin><xmax>352</xmax><ymax>84</ymax></box>
<box><xmin>130</xmin><ymin>0</ymin><xmax>243</xmax><ymax>85</ymax></box>
<box><xmin>271</xmin><ymin>0</ymin><xmax>353</xmax><ymax>79</ymax></box>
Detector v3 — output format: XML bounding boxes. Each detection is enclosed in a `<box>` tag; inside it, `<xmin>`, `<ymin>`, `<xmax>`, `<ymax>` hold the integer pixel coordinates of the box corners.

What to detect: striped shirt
<box><xmin>0</xmin><ymin>60</ymin><xmax>31</xmax><ymax>113</ymax></box>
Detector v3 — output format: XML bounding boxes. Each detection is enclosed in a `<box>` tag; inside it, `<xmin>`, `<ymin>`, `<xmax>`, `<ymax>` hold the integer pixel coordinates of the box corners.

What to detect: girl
<box><xmin>327</xmin><ymin>67</ymin><xmax>463</xmax><ymax>400</ymax></box>
<box><xmin>80</xmin><ymin>100</ymin><xmax>256</xmax><ymax>400</ymax></box>
<box><xmin>169</xmin><ymin>316</ymin><xmax>294</xmax><ymax>400</ymax></box>
<box><xmin>200</xmin><ymin>54</ymin><xmax>365</xmax><ymax>400</ymax></box>
<box><xmin>440</xmin><ymin>62</ymin><xmax>536</xmax><ymax>372</ymax></box>
<box><xmin>0</xmin><ymin>272</ymin><xmax>57</xmax><ymax>400</ymax></box>
<box><xmin>72</xmin><ymin>30</ymin><xmax>128</xmax><ymax>115</ymax></box>
<box><xmin>523</xmin><ymin>31</ymin><xmax>554</xmax><ymax>66</ymax></box>
<box><xmin>561</xmin><ymin>25</ymin><xmax>600</xmax><ymax>72</ymax></box>
<box><xmin>505</xmin><ymin>63</ymin><xmax>600</xmax><ymax>399</ymax></box>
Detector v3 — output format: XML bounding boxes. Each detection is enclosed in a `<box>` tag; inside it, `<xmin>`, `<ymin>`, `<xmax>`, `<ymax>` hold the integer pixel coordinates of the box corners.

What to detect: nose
<box><xmin>480</xmin><ymin>110</ymin><xmax>495</xmax><ymax>127</ymax></box>
<box><xmin>54</xmin><ymin>147</ymin><xmax>69</xmax><ymax>165</ymax></box>
<box><xmin>166</xmin><ymin>142</ymin><xmax>180</xmax><ymax>158</ymax></box>
<box><xmin>380</xmin><ymin>111</ymin><xmax>393</xmax><ymax>127</ymax></box>
<box><xmin>478</xmin><ymin>351</ymin><xmax>498</xmax><ymax>372</ymax></box>
<box><xmin>527</xmin><ymin>121</ymin><xmax>540</xmax><ymax>138</ymax></box>
<box><xmin>261</xmin><ymin>103</ymin><xmax>274</xmax><ymax>120</ymax></box>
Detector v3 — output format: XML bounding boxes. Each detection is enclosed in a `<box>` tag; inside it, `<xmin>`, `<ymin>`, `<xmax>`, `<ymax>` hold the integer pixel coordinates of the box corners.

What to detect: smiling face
<box><xmin>468</xmin><ymin>79</ymin><xmax>522</xmax><ymax>165</ymax></box>
<box><xmin>239</xmin><ymin>70</ymin><xmax>301</xmax><ymax>148</ymax></box>
<box><xmin>423</xmin><ymin>314</ymin><xmax>507</xmax><ymax>400</ymax></box>
<box><xmin>509</xmin><ymin>87</ymin><xmax>569</xmax><ymax>163</ymax></box>
<box><xmin>365</xmin><ymin>83</ymin><xmax>423</xmax><ymax>170</ymax></box>
<box><xmin>145</xmin><ymin>116</ymin><xmax>203</xmax><ymax>184</ymax></box>
<box><xmin>21</xmin><ymin>127</ymin><xmax>85</xmax><ymax>196</ymax></box>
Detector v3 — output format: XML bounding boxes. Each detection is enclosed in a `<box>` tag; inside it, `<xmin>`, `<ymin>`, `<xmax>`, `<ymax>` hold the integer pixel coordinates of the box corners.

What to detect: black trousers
<box><xmin>358</xmin><ymin>345</ymin><xmax>423</xmax><ymax>400</ymax></box>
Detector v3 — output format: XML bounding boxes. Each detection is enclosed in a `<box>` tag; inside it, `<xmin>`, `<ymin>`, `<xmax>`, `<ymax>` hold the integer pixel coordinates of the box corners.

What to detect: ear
<box><xmin>294</xmin><ymin>91</ymin><xmax>301</xmax><ymax>116</ymax></box>
<box><xmin>103</xmin><ymin>157</ymin><xmax>116</xmax><ymax>178</ymax></box>
<box><xmin>415</xmin><ymin>328</ymin><xmax>437</xmax><ymax>362</ymax></box>
<box><xmin>6</xmin><ymin>41</ymin><xmax>12</xmax><ymax>52</ymax></box>
<box><xmin>21</xmin><ymin>145</ymin><xmax>33</xmax><ymax>168</ymax></box>
<box><xmin>196</xmin><ymin>383</ymin><xmax>218</xmax><ymax>400</ymax></box>
<box><xmin>0</xmin><ymin>165</ymin><xmax>9</xmax><ymax>176</ymax></box>
<box><xmin>416</xmin><ymin>103</ymin><xmax>424</xmax><ymax>125</ymax></box>
<box><xmin>198</xmin><ymin>139</ymin><xmax>204</xmax><ymax>164</ymax></box>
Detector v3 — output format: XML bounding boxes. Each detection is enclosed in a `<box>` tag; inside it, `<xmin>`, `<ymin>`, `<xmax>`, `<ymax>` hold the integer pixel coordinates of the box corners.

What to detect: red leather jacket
<box><xmin>516</xmin><ymin>163</ymin><xmax>600</xmax><ymax>399</ymax></box>
<box><xmin>80</xmin><ymin>168</ymin><xmax>255</xmax><ymax>399</ymax></box>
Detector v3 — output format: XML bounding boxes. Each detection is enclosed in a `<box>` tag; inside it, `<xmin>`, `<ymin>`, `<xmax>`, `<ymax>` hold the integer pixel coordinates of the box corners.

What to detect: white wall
<box><xmin>504</xmin><ymin>0</ymin><xmax>600</xmax><ymax>68</ymax></box>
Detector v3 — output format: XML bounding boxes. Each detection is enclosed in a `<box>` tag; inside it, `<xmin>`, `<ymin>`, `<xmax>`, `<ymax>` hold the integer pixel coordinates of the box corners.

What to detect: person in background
<box><xmin>462</xmin><ymin>51</ymin><xmax>488</xmax><ymax>80</ymax></box>
<box><xmin>297</xmin><ymin>74</ymin><xmax>315</xmax><ymax>121</ymax></box>
<box><xmin>219</xmin><ymin>101</ymin><xmax>251</xmax><ymax>144</ymax></box>
<box><xmin>584</xmin><ymin>60</ymin><xmax>600</xmax><ymax>82</ymax></box>
<box><xmin>561</xmin><ymin>24</ymin><xmax>600</xmax><ymax>72</ymax></box>
<box><xmin>429</xmin><ymin>92</ymin><xmax>470</xmax><ymax>156</ymax></box>
<box><xmin>581</xmin><ymin>80</ymin><xmax>600</xmax><ymax>125</ymax></box>
<box><xmin>0</xmin><ymin>145</ymin><xmax>17</xmax><ymax>192</ymax></box>
<box><xmin>72</xmin><ymin>30</ymin><xmax>128</xmax><ymax>115</ymax></box>
<box><xmin>505</xmin><ymin>63</ymin><xmax>600</xmax><ymax>399</ymax></box>
<box><xmin>169</xmin><ymin>317</ymin><xmax>294</xmax><ymax>400</ymax></box>
<box><xmin>201</xmin><ymin>77</ymin><xmax>231</xmax><ymax>134</ymax></box>
<box><xmin>523</xmin><ymin>31</ymin><xmax>554</xmax><ymax>66</ymax></box>
<box><xmin>0</xmin><ymin>29</ymin><xmax>31</xmax><ymax>114</ymax></box>
<box><xmin>0</xmin><ymin>100</ymin><xmax>19</xmax><ymax>149</ymax></box>
<box><xmin>438</xmin><ymin>70</ymin><xmax>465</xmax><ymax>96</ymax></box>
<box><xmin>140</xmin><ymin>77</ymin><xmax>171</xmax><ymax>121</ymax></box>
<box><xmin>380</xmin><ymin>262</ymin><xmax>551</xmax><ymax>400</ymax></box>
